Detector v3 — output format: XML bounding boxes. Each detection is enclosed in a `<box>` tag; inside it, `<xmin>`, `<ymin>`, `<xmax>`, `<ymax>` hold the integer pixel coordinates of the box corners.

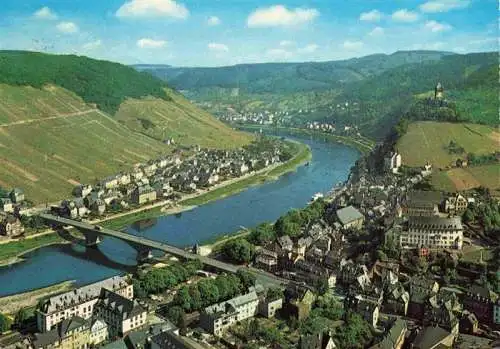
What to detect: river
<box><xmin>0</xmin><ymin>134</ymin><xmax>360</xmax><ymax>296</ymax></box>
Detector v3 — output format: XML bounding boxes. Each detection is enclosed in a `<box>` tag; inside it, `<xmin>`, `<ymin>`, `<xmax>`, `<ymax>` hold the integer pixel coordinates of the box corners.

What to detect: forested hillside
<box><xmin>0</xmin><ymin>51</ymin><xmax>169</xmax><ymax>114</ymax></box>
<box><xmin>136</xmin><ymin>50</ymin><xmax>452</xmax><ymax>94</ymax></box>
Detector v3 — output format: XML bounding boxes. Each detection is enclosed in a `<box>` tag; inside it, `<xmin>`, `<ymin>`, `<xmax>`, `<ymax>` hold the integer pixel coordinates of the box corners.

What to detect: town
<box><xmin>0</xmin><ymin>130</ymin><xmax>498</xmax><ymax>349</ymax></box>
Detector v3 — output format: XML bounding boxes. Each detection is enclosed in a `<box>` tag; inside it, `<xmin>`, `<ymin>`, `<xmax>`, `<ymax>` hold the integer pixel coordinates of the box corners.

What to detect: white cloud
<box><xmin>279</xmin><ymin>40</ymin><xmax>295</xmax><ymax>47</ymax></box>
<box><xmin>56</xmin><ymin>22</ymin><xmax>79</xmax><ymax>34</ymax></box>
<box><xmin>392</xmin><ymin>9</ymin><xmax>419</xmax><ymax>22</ymax></box>
<box><xmin>82</xmin><ymin>40</ymin><xmax>102</xmax><ymax>51</ymax></box>
<box><xmin>208</xmin><ymin>43</ymin><xmax>229</xmax><ymax>52</ymax></box>
<box><xmin>266</xmin><ymin>48</ymin><xmax>293</xmax><ymax>59</ymax></box>
<box><xmin>420</xmin><ymin>0</ymin><xmax>470</xmax><ymax>13</ymax></box>
<box><xmin>359</xmin><ymin>10</ymin><xmax>382</xmax><ymax>22</ymax></box>
<box><xmin>34</xmin><ymin>7</ymin><xmax>58</xmax><ymax>20</ymax></box>
<box><xmin>424</xmin><ymin>20</ymin><xmax>452</xmax><ymax>32</ymax></box>
<box><xmin>298</xmin><ymin>44</ymin><xmax>319</xmax><ymax>53</ymax></box>
<box><xmin>137</xmin><ymin>38</ymin><xmax>167</xmax><ymax>48</ymax></box>
<box><xmin>411</xmin><ymin>41</ymin><xmax>445</xmax><ymax>50</ymax></box>
<box><xmin>343</xmin><ymin>40</ymin><xmax>364</xmax><ymax>51</ymax></box>
<box><xmin>368</xmin><ymin>26</ymin><xmax>384</xmax><ymax>37</ymax></box>
<box><xmin>116</xmin><ymin>0</ymin><xmax>189</xmax><ymax>19</ymax></box>
<box><xmin>207</xmin><ymin>16</ymin><xmax>221</xmax><ymax>26</ymax></box>
<box><xmin>247</xmin><ymin>5</ymin><xmax>319</xmax><ymax>28</ymax></box>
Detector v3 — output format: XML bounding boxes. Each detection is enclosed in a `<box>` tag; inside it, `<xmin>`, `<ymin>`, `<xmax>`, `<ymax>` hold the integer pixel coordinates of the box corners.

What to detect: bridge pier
<box><xmin>136</xmin><ymin>249</ymin><xmax>154</xmax><ymax>262</ymax></box>
<box><xmin>82</xmin><ymin>231</ymin><xmax>102</xmax><ymax>247</ymax></box>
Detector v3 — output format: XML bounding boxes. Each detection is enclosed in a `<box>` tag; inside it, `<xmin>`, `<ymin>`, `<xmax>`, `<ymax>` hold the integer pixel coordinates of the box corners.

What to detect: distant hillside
<box><xmin>136</xmin><ymin>50</ymin><xmax>452</xmax><ymax>94</ymax></box>
<box><xmin>0</xmin><ymin>51</ymin><xmax>252</xmax><ymax>203</ymax></box>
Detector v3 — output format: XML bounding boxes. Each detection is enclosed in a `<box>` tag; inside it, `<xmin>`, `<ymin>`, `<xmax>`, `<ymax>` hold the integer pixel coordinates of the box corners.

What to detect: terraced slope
<box><xmin>115</xmin><ymin>90</ymin><xmax>251</xmax><ymax>148</ymax></box>
<box><xmin>0</xmin><ymin>51</ymin><xmax>253</xmax><ymax>203</ymax></box>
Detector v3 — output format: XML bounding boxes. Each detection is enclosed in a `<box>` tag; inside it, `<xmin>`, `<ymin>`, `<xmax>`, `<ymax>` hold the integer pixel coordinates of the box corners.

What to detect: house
<box><xmin>385</xmin><ymin>152</ymin><xmax>402</xmax><ymax>173</ymax></box>
<box><xmin>94</xmin><ymin>289</ymin><xmax>147</xmax><ymax>337</ymax></box>
<box><xmin>149</xmin><ymin>329</ymin><xmax>202</xmax><ymax>349</ymax></box>
<box><xmin>74</xmin><ymin>184</ymin><xmax>93</xmax><ymax>198</ymax></box>
<box><xmin>74</xmin><ymin>198</ymin><xmax>89</xmax><ymax>218</ymax></box>
<box><xmin>200</xmin><ymin>289</ymin><xmax>260</xmax><ymax>336</ymax></box>
<box><xmin>299</xmin><ymin>331</ymin><xmax>337</xmax><ymax>349</ymax></box>
<box><xmin>91</xmin><ymin>199</ymin><xmax>106</xmax><ymax>215</ymax></box>
<box><xmin>90</xmin><ymin>318</ymin><xmax>109</xmax><ymax>345</ymax></box>
<box><xmin>336</xmin><ymin>206</ymin><xmax>364</xmax><ymax>229</ymax></box>
<box><xmin>36</xmin><ymin>275</ymin><xmax>132</xmax><ymax>332</ymax></box>
<box><xmin>369</xmin><ymin>318</ymin><xmax>407</xmax><ymax>349</ymax></box>
<box><xmin>117</xmin><ymin>173</ymin><xmax>131</xmax><ymax>186</ymax></box>
<box><xmin>459</xmin><ymin>311</ymin><xmax>478</xmax><ymax>334</ymax></box>
<box><xmin>101</xmin><ymin>176</ymin><xmax>119</xmax><ymax>189</ymax></box>
<box><xmin>424</xmin><ymin>291</ymin><xmax>460</xmax><ymax>334</ymax></box>
<box><xmin>10</xmin><ymin>188</ymin><xmax>25</xmax><ymax>203</ymax></box>
<box><xmin>32</xmin><ymin>316</ymin><xmax>91</xmax><ymax>349</ymax></box>
<box><xmin>462</xmin><ymin>284</ymin><xmax>495</xmax><ymax>325</ymax></box>
<box><xmin>444</xmin><ymin>194</ymin><xmax>468</xmax><ymax>215</ymax></box>
<box><xmin>346</xmin><ymin>294</ymin><xmax>381</xmax><ymax>328</ymax></box>
<box><xmin>258</xmin><ymin>292</ymin><xmax>283</xmax><ymax>318</ymax></box>
<box><xmin>399</xmin><ymin>216</ymin><xmax>463</xmax><ymax>250</ymax></box>
<box><xmin>131</xmin><ymin>185</ymin><xmax>157</xmax><ymax>205</ymax></box>
<box><xmin>408</xmin><ymin>276</ymin><xmax>439</xmax><ymax>320</ymax></box>
<box><xmin>409</xmin><ymin>326</ymin><xmax>454</xmax><ymax>349</ymax></box>
<box><xmin>403</xmin><ymin>191</ymin><xmax>442</xmax><ymax>217</ymax></box>
<box><xmin>254</xmin><ymin>248</ymin><xmax>278</xmax><ymax>272</ymax></box>
<box><xmin>383</xmin><ymin>282</ymin><xmax>410</xmax><ymax>316</ymax></box>
<box><xmin>278</xmin><ymin>235</ymin><xmax>293</xmax><ymax>252</ymax></box>
<box><xmin>282</xmin><ymin>285</ymin><xmax>316</xmax><ymax>321</ymax></box>
<box><xmin>0</xmin><ymin>214</ymin><xmax>24</xmax><ymax>237</ymax></box>
<box><xmin>0</xmin><ymin>197</ymin><xmax>14</xmax><ymax>213</ymax></box>
<box><xmin>494</xmin><ymin>299</ymin><xmax>500</xmax><ymax>326</ymax></box>
<box><xmin>60</xmin><ymin>200</ymin><xmax>78</xmax><ymax>219</ymax></box>
<box><xmin>339</xmin><ymin>260</ymin><xmax>371</xmax><ymax>292</ymax></box>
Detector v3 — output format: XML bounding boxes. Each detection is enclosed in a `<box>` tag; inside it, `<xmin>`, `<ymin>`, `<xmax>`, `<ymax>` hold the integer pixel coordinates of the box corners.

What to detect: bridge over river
<box><xmin>39</xmin><ymin>213</ymin><xmax>286</xmax><ymax>287</ymax></box>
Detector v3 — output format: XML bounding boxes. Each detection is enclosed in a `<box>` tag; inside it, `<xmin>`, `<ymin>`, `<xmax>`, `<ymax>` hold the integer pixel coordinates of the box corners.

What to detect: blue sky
<box><xmin>0</xmin><ymin>0</ymin><xmax>497</xmax><ymax>66</ymax></box>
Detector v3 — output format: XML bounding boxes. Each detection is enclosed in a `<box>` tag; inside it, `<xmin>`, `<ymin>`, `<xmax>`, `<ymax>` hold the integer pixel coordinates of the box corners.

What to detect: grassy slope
<box><xmin>115</xmin><ymin>90</ymin><xmax>253</xmax><ymax>149</ymax></box>
<box><xmin>396</xmin><ymin>121</ymin><xmax>499</xmax><ymax>168</ymax></box>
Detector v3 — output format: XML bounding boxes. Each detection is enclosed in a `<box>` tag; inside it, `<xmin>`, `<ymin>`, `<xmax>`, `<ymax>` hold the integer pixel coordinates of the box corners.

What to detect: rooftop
<box><xmin>408</xmin><ymin>216</ymin><xmax>462</xmax><ymax>230</ymax></box>
<box><xmin>336</xmin><ymin>206</ymin><xmax>364</xmax><ymax>225</ymax></box>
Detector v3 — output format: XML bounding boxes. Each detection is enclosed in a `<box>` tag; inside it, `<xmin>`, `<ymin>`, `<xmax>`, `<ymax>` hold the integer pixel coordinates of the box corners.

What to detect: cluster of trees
<box><xmin>171</xmin><ymin>269</ymin><xmax>256</xmax><ymax>313</ymax></box>
<box><xmin>274</xmin><ymin>199</ymin><xmax>327</xmax><ymax>238</ymax></box>
<box><xmin>0</xmin><ymin>313</ymin><xmax>11</xmax><ymax>334</ymax></box>
<box><xmin>463</xmin><ymin>200</ymin><xmax>500</xmax><ymax>232</ymax></box>
<box><xmin>0</xmin><ymin>51</ymin><xmax>170</xmax><ymax>114</ymax></box>
<box><xmin>467</xmin><ymin>152</ymin><xmax>498</xmax><ymax>167</ymax></box>
<box><xmin>446</xmin><ymin>140</ymin><xmax>465</xmax><ymax>155</ymax></box>
<box><xmin>133</xmin><ymin>260</ymin><xmax>202</xmax><ymax>297</ymax></box>
<box><xmin>222</xmin><ymin>238</ymin><xmax>255</xmax><ymax>264</ymax></box>
<box><xmin>299</xmin><ymin>295</ymin><xmax>372</xmax><ymax>349</ymax></box>
<box><xmin>222</xmin><ymin>199</ymin><xmax>328</xmax><ymax>264</ymax></box>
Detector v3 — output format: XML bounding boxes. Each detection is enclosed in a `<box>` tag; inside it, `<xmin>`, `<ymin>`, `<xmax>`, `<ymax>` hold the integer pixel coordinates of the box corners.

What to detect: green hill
<box><xmin>0</xmin><ymin>51</ymin><xmax>252</xmax><ymax>203</ymax></box>
<box><xmin>136</xmin><ymin>50</ymin><xmax>452</xmax><ymax>94</ymax></box>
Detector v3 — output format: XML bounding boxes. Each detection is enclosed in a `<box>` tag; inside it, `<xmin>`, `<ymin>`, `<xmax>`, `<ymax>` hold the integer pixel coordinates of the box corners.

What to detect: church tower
<box><xmin>434</xmin><ymin>82</ymin><xmax>444</xmax><ymax>99</ymax></box>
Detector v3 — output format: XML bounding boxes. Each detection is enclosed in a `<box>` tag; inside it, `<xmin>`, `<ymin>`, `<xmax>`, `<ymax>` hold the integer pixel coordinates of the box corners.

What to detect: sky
<box><xmin>0</xmin><ymin>0</ymin><xmax>497</xmax><ymax>67</ymax></box>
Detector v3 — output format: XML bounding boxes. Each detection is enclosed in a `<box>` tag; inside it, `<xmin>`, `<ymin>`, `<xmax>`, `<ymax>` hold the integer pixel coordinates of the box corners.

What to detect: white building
<box><xmin>89</xmin><ymin>318</ymin><xmax>108</xmax><ymax>345</ymax></box>
<box><xmin>399</xmin><ymin>216</ymin><xmax>463</xmax><ymax>250</ymax></box>
<box><xmin>36</xmin><ymin>276</ymin><xmax>133</xmax><ymax>332</ymax></box>
<box><xmin>385</xmin><ymin>152</ymin><xmax>402</xmax><ymax>173</ymax></box>
<box><xmin>200</xmin><ymin>289</ymin><xmax>260</xmax><ymax>336</ymax></box>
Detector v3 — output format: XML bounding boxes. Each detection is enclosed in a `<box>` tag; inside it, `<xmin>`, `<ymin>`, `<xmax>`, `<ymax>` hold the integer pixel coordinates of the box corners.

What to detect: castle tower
<box><xmin>434</xmin><ymin>82</ymin><xmax>444</xmax><ymax>99</ymax></box>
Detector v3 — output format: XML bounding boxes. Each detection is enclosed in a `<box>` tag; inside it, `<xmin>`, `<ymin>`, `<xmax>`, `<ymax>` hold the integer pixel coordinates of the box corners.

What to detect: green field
<box><xmin>397</xmin><ymin>121</ymin><xmax>499</xmax><ymax>168</ymax></box>
<box><xmin>0</xmin><ymin>233</ymin><xmax>63</xmax><ymax>263</ymax></box>
<box><xmin>0</xmin><ymin>84</ymin><xmax>252</xmax><ymax>203</ymax></box>
<box><xmin>431</xmin><ymin>164</ymin><xmax>500</xmax><ymax>194</ymax></box>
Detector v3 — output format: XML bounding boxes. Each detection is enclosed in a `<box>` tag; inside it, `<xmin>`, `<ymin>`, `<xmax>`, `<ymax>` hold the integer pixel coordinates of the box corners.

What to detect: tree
<box><xmin>236</xmin><ymin>269</ymin><xmax>256</xmax><ymax>290</ymax></box>
<box><xmin>249</xmin><ymin>222</ymin><xmax>275</xmax><ymax>245</ymax></box>
<box><xmin>0</xmin><ymin>313</ymin><xmax>11</xmax><ymax>334</ymax></box>
<box><xmin>14</xmin><ymin>308</ymin><xmax>30</xmax><ymax>328</ymax></box>
<box><xmin>222</xmin><ymin>238</ymin><xmax>255</xmax><ymax>264</ymax></box>
<box><xmin>266</xmin><ymin>287</ymin><xmax>283</xmax><ymax>301</ymax></box>
<box><xmin>167</xmin><ymin>306</ymin><xmax>185</xmax><ymax>327</ymax></box>
<box><xmin>314</xmin><ymin>278</ymin><xmax>330</xmax><ymax>296</ymax></box>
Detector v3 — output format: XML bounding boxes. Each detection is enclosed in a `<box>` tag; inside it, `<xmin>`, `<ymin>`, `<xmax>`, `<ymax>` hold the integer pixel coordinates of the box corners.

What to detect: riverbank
<box><xmin>0</xmin><ymin>139</ymin><xmax>311</xmax><ymax>266</ymax></box>
<box><xmin>237</xmin><ymin>125</ymin><xmax>375</xmax><ymax>154</ymax></box>
<box><xmin>0</xmin><ymin>281</ymin><xmax>74</xmax><ymax>315</ymax></box>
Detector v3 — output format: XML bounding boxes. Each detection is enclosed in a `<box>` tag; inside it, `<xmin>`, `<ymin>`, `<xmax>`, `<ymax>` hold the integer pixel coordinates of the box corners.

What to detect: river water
<box><xmin>0</xmin><ymin>134</ymin><xmax>359</xmax><ymax>296</ymax></box>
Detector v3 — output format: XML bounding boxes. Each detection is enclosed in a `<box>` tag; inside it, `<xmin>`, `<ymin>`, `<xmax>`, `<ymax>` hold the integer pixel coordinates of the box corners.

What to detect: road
<box><xmin>39</xmin><ymin>213</ymin><xmax>287</xmax><ymax>287</ymax></box>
